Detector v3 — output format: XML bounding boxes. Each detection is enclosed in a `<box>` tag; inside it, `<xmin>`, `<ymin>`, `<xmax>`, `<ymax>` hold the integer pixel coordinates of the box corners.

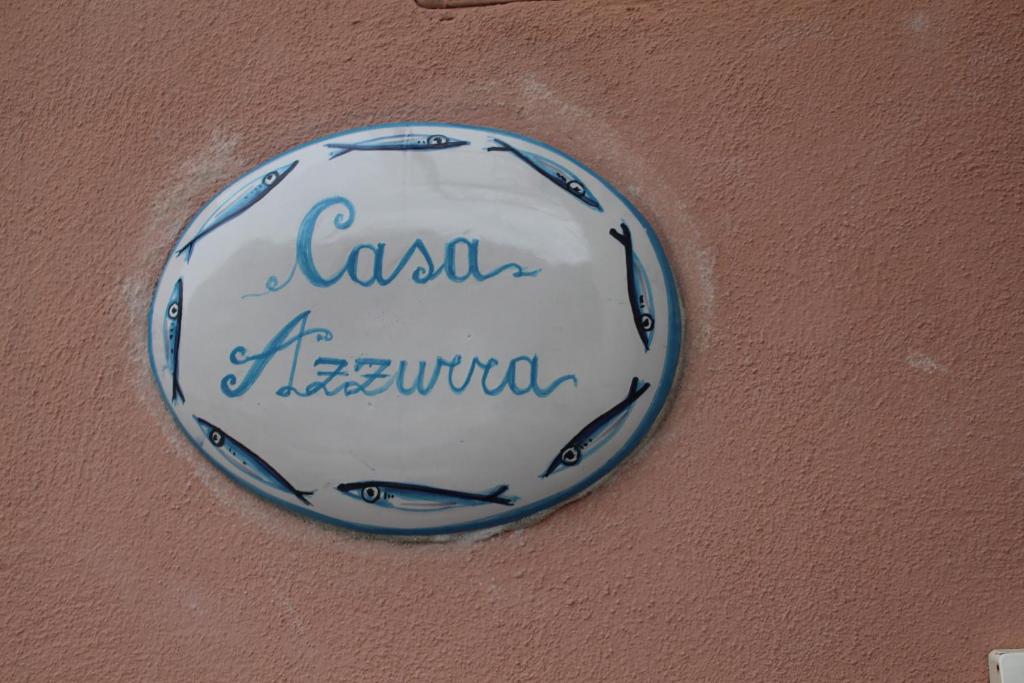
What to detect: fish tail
<box><xmin>482</xmin><ymin>484</ymin><xmax>515</xmax><ymax>505</ymax></box>
<box><xmin>325</xmin><ymin>145</ymin><xmax>352</xmax><ymax>160</ymax></box>
<box><xmin>485</xmin><ymin>138</ymin><xmax>512</xmax><ymax>152</ymax></box>
<box><xmin>609</xmin><ymin>222</ymin><xmax>631</xmax><ymax>246</ymax></box>
<box><xmin>171</xmin><ymin>379</ymin><xmax>185</xmax><ymax>404</ymax></box>
<box><xmin>294</xmin><ymin>489</ymin><xmax>316</xmax><ymax>506</ymax></box>
<box><xmin>627</xmin><ymin>376</ymin><xmax>651</xmax><ymax>401</ymax></box>
<box><xmin>175</xmin><ymin>241</ymin><xmax>195</xmax><ymax>262</ymax></box>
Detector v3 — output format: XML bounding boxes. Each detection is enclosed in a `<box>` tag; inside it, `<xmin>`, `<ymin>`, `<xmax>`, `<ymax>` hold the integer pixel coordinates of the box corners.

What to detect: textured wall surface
<box><xmin>2</xmin><ymin>1</ymin><xmax>1023</xmax><ymax>680</ymax></box>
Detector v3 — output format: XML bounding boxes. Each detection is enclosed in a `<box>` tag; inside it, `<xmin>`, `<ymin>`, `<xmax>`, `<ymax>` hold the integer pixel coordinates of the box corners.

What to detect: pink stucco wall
<box><xmin>3</xmin><ymin>1</ymin><xmax>1023</xmax><ymax>680</ymax></box>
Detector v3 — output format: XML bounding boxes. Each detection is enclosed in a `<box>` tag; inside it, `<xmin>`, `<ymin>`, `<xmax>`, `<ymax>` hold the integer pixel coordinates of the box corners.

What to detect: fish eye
<box><xmin>262</xmin><ymin>171</ymin><xmax>279</xmax><ymax>186</ymax></box>
<box><xmin>640</xmin><ymin>314</ymin><xmax>655</xmax><ymax>332</ymax></box>
<box><xmin>560</xmin><ymin>446</ymin><xmax>581</xmax><ymax>466</ymax></box>
<box><xmin>210</xmin><ymin>430</ymin><xmax>224</xmax><ymax>447</ymax></box>
<box><xmin>167</xmin><ymin>302</ymin><xmax>180</xmax><ymax>319</ymax></box>
<box><xmin>361</xmin><ymin>486</ymin><xmax>381</xmax><ymax>503</ymax></box>
<box><xmin>567</xmin><ymin>180</ymin><xmax>586</xmax><ymax>196</ymax></box>
<box><xmin>427</xmin><ymin>135</ymin><xmax>447</xmax><ymax>146</ymax></box>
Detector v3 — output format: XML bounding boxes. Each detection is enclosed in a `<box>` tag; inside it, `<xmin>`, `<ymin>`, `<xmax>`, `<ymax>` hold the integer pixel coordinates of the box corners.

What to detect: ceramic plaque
<box><xmin>148</xmin><ymin>123</ymin><xmax>682</xmax><ymax>536</ymax></box>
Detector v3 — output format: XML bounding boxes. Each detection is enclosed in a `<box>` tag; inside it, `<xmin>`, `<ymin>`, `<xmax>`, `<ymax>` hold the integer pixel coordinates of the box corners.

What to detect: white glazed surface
<box><xmin>148</xmin><ymin>123</ymin><xmax>682</xmax><ymax>536</ymax></box>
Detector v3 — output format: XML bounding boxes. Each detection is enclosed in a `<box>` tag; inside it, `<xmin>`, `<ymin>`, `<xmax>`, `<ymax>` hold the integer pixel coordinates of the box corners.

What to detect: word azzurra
<box><xmin>245</xmin><ymin>196</ymin><xmax>539</xmax><ymax>298</ymax></box>
<box><xmin>220</xmin><ymin>311</ymin><xmax>578</xmax><ymax>399</ymax></box>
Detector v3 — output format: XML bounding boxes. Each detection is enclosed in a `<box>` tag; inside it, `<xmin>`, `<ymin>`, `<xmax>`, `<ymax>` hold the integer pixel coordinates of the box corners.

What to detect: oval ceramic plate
<box><xmin>148</xmin><ymin>123</ymin><xmax>682</xmax><ymax>536</ymax></box>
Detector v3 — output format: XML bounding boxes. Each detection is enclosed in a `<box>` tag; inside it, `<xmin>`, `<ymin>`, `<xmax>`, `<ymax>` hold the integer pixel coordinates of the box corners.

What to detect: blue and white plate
<box><xmin>148</xmin><ymin>123</ymin><xmax>683</xmax><ymax>537</ymax></box>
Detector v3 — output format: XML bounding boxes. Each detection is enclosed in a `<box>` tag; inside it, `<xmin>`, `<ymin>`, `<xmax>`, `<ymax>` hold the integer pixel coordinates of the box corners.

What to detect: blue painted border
<box><xmin>146</xmin><ymin>122</ymin><xmax>683</xmax><ymax>537</ymax></box>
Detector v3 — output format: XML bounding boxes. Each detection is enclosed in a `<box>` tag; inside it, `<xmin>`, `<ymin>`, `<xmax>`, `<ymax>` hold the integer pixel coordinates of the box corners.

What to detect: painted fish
<box><xmin>335</xmin><ymin>481</ymin><xmax>517</xmax><ymax>511</ymax></box>
<box><xmin>486</xmin><ymin>137</ymin><xmax>602</xmax><ymax>211</ymax></box>
<box><xmin>325</xmin><ymin>133</ymin><xmax>469</xmax><ymax>159</ymax></box>
<box><xmin>175</xmin><ymin>160</ymin><xmax>298</xmax><ymax>262</ymax></box>
<box><xmin>163</xmin><ymin>278</ymin><xmax>185</xmax><ymax>404</ymax></box>
<box><xmin>609</xmin><ymin>222</ymin><xmax>655</xmax><ymax>351</ymax></box>
<box><xmin>542</xmin><ymin>376</ymin><xmax>651</xmax><ymax>478</ymax></box>
<box><xmin>193</xmin><ymin>416</ymin><xmax>314</xmax><ymax>506</ymax></box>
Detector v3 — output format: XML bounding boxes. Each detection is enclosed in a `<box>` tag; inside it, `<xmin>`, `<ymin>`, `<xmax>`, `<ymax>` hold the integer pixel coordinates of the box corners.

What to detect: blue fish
<box><xmin>163</xmin><ymin>278</ymin><xmax>185</xmax><ymax>404</ymax></box>
<box><xmin>335</xmin><ymin>481</ymin><xmax>517</xmax><ymax>512</ymax></box>
<box><xmin>486</xmin><ymin>137</ymin><xmax>602</xmax><ymax>211</ymax></box>
<box><xmin>325</xmin><ymin>133</ymin><xmax>469</xmax><ymax>159</ymax></box>
<box><xmin>193</xmin><ymin>416</ymin><xmax>314</xmax><ymax>505</ymax></box>
<box><xmin>176</xmin><ymin>160</ymin><xmax>298</xmax><ymax>262</ymax></box>
<box><xmin>542</xmin><ymin>377</ymin><xmax>650</xmax><ymax>478</ymax></box>
<box><xmin>610</xmin><ymin>222</ymin><xmax>655</xmax><ymax>351</ymax></box>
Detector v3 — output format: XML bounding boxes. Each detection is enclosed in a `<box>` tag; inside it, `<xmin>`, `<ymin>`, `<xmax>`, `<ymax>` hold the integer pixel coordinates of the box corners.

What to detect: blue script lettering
<box><xmin>244</xmin><ymin>196</ymin><xmax>540</xmax><ymax>298</ymax></box>
<box><xmin>219</xmin><ymin>311</ymin><xmax>577</xmax><ymax>399</ymax></box>
<box><xmin>220</xmin><ymin>310</ymin><xmax>334</xmax><ymax>398</ymax></box>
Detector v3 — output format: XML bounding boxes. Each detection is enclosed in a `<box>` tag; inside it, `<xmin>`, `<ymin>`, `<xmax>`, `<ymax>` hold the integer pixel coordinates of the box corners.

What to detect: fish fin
<box><xmin>294</xmin><ymin>489</ymin><xmax>316</xmax><ymax>506</ymax></box>
<box><xmin>171</xmin><ymin>380</ymin><xmax>185</xmax><ymax>405</ymax></box>
<box><xmin>627</xmin><ymin>377</ymin><xmax>651</xmax><ymax>401</ymax></box>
